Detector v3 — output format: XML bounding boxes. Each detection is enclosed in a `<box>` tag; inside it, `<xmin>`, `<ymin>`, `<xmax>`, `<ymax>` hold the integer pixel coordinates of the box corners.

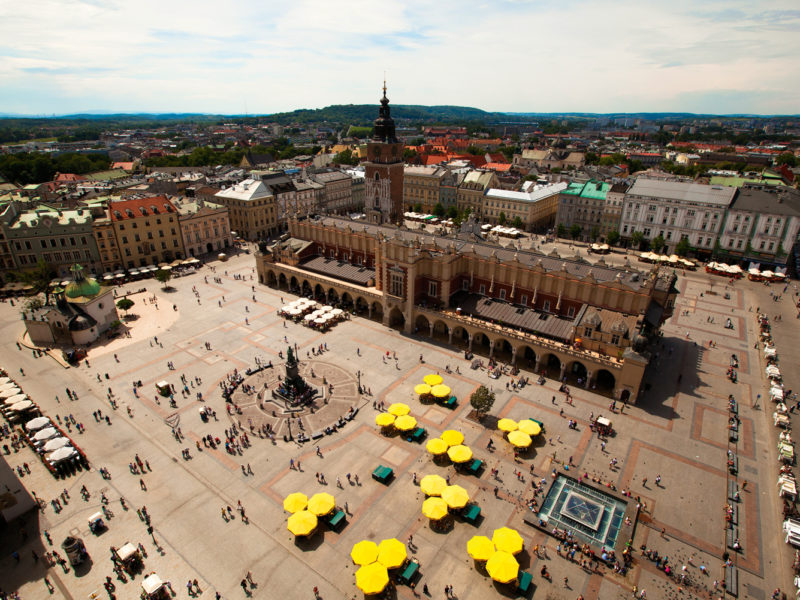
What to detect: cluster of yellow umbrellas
<box><xmin>467</xmin><ymin>528</ymin><xmax>526</xmax><ymax>584</ymax></box>
<box><xmin>496</xmin><ymin>419</ymin><xmax>542</xmax><ymax>448</ymax></box>
<box><xmin>415</xmin><ymin>374</ymin><xmax>451</xmax><ymax>400</ymax></box>
<box><xmin>420</xmin><ymin>477</ymin><xmax>470</xmax><ymax>522</ymax></box>
<box><xmin>375</xmin><ymin>403</ymin><xmax>418</xmax><ymax>432</ymax></box>
<box><xmin>283</xmin><ymin>492</ymin><xmax>336</xmax><ymax>537</ymax></box>
<box><xmin>351</xmin><ymin>538</ymin><xmax>408</xmax><ymax>594</ymax></box>
<box><xmin>425</xmin><ymin>429</ymin><xmax>473</xmax><ymax>464</ymax></box>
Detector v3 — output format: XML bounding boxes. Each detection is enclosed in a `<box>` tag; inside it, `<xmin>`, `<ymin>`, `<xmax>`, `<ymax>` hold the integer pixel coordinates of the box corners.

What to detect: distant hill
<box><xmin>264</xmin><ymin>104</ymin><xmax>514</xmax><ymax>125</ymax></box>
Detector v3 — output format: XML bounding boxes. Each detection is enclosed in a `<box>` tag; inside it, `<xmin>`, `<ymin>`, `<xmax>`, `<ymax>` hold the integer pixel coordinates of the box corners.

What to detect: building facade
<box><xmin>601</xmin><ymin>183</ymin><xmax>628</xmax><ymax>238</ymax></box>
<box><xmin>3</xmin><ymin>204</ymin><xmax>101</xmax><ymax>276</ymax></box>
<box><xmin>173</xmin><ymin>197</ymin><xmax>233</xmax><ymax>258</ymax></box>
<box><xmin>311</xmin><ymin>171</ymin><xmax>353</xmax><ymax>215</ymax></box>
<box><xmin>555</xmin><ymin>180</ymin><xmax>612</xmax><ymax>239</ymax></box>
<box><xmin>717</xmin><ymin>184</ymin><xmax>800</xmax><ymax>266</ymax></box>
<box><xmin>93</xmin><ymin>215</ymin><xmax>123</xmax><ymax>273</ymax></box>
<box><xmin>256</xmin><ymin>216</ymin><xmax>678</xmax><ymax>403</ymax></box>
<box><xmin>214</xmin><ymin>179</ymin><xmax>277</xmax><ymax>240</ymax></box>
<box><xmin>109</xmin><ymin>196</ymin><xmax>185</xmax><ymax>268</ymax></box>
<box><xmin>364</xmin><ymin>84</ymin><xmax>404</xmax><ymax>224</ymax></box>
<box><xmin>483</xmin><ymin>182</ymin><xmax>566</xmax><ymax>230</ymax></box>
<box><xmin>404</xmin><ymin>166</ymin><xmax>446</xmax><ymax>214</ymax></box>
<box><xmin>620</xmin><ymin>179</ymin><xmax>736</xmax><ymax>255</ymax></box>
<box><xmin>456</xmin><ymin>171</ymin><xmax>498</xmax><ymax>218</ymax></box>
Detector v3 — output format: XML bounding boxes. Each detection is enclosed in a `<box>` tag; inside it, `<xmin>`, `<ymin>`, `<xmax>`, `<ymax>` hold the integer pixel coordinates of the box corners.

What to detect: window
<box><xmin>737</xmin><ymin>240</ymin><xmax>743</xmax><ymax>249</ymax></box>
<box><xmin>125</xmin><ymin>248</ymin><xmax>131</xmax><ymax>256</ymax></box>
<box><xmin>520</xmin><ymin>294</ymin><xmax>528</xmax><ymax>306</ymax></box>
<box><xmin>122</xmin><ymin>236</ymin><xmax>128</xmax><ymax>244</ymax></box>
<box><xmin>584</xmin><ymin>327</ymin><xmax>593</xmax><ymax>337</ymax></box>
<box><xmin>390</xmin><ymin>272</ymin><xmax>403</xmax><ymax>296</ymax></box>
<box><xmin>40</xmin><ymin>240</ymin><xmax>47</xmax><ymax>249</ymax></box>
<box><xmin>611</xmin><ymin>334</ymin><xmax>620</xmax><ymax>345</ymax></box>
<box><xmin>499</xmin><ymin>289</ymin><xmax>506</xmax><ymax>300</ymax></box>
<box><xmin>543</xmin><ymin>300</ymin><xmax>550</xmax><ymax>312</ymax></box>
<box><xmin>135</xmin><ymin>234</ymin><xmax>140</xmax><ymax>242</ymax></box>
<box><xmin>462</xmin><ymin>280</ymin><xmax>469</xmax><ymax>291</ymax></box>
<box><xmin>769</xmin><ymin>242</ymin><xmax>775</xmax><ymax>251</ymax></box>
<box><xmin>428</xmin><ymin>281</ymin><xmax>438</xmax><ymax>297</ymax></box>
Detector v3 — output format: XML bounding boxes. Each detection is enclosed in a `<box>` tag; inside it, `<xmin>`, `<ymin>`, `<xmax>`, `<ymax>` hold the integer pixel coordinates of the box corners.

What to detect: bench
<box><xmin>327</xmin><ymin>509</ymin><xmax>346</xmax><ymax>531</ymax></box>
<box><xmin>729</xmin><ymin>503</ymin><xmax>738</xmax><ymax>525</ymax></box>
<box><xmin>728</xmin><ymin>455</ymin><xmax>738</xmax><ymax>475</ymax></box>
<box><xmin>728</xmin><ymin>480</ymin><xmax>739</xmax><ymax>502</ymax></box>
<box><xmin>346</xmin><ymin>407</ymin><xmax>359</xmax><ymax>421</ymax></box>
<box><xmin>439</xmin><ymin>396</ymin><xmax>457</xmax><ymax>409</ymax></box>
<box><xmin>397</xmin><ymin>560</ymin><xmax>419</xmax><ymax>585</ymax></box>
<box><xmin>726</xmin><ymin>526</ymin><xmax>739</xmax><ymax>550</ymax></box>
<box><xmin>729</xmin><ymin>402</ymin><xmax>738</xmax><ymax>415</ymax></box>
<box><xmin>729</xmin><ymin>430</ymin><xmax>738</xmax><ymax>443</ymax></box>
<box><xmin>372</xmin><ymin>465</ymin><xmax>394</xmax><ymax>484</ymax></box>
<box><xmin>517</xmin><ymin>571</ymin><xmax>533</xmax><ymax>595</ymax></box>
<box><xmin>468</xmin><ymin>459</ymin><xmax>484</xmax><ymax>475</ymax></box>
<box><xmin>311</xmin><ymin>430</ymin><xmax>324</xmax><ymax>440</ymax></box>
<box><xmin>408</xmin><ymin>427</ymin><xmax>427</xmax><ymax>443</ymax></box>
<box><xmin>462</xmin><ymin>504</ymin><xmax>481</xmax><ymax>525</ymax></box>
<box><xmin>724</xmin><ymin>565</ymin><xmax>738</xmax><ymax>597</ymax></box>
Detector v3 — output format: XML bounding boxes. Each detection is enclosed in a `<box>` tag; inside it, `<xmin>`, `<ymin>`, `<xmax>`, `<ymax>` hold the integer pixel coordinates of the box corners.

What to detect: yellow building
<box><xmin>404</xmin><ymin>166</ymin><xmax>446</xmax><ymax>214</ymax></box>
<box><xmin>457</xmin><ymin>171</ymin><xmax>498</xmax><ymax>218</ymax></box>
<box><xmin>214</xmin><ymin>179</ymin><xmax>277</xmax><ymax>240</ymax></box>
<box><xmin>109</xmin><ymin>196</ymin><xmax>185</xmax><ymax>268</ymax></box>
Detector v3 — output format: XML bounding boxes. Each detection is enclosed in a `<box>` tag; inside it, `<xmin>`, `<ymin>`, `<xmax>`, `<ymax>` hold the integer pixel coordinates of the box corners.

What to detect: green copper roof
<box><xmin>561</xmin><ymin>180</ymin><xmax>610</xmax><ymax>200</ymax></box>
<box><xmin>64</xmin><ymin>264</ymin><xmax>101</xmax><ymax>299</ymax></box>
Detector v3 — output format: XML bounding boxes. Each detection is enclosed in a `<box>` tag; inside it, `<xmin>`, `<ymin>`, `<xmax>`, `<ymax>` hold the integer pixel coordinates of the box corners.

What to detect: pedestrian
<box><xmin>241</xmin><ymin>579</ymin><xmax>248</xmax><ymax>593</ymax></box>
<box><xmin>140</xmin><ymin>478</ymin><xmax>147</xmax><ymax>491</ymax></box>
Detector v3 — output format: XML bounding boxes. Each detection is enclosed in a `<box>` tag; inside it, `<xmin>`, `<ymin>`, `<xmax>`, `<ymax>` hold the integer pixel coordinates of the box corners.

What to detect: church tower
<box><xmin>364</xmin><ymin>82</ymin><xmax>404</xmax><ymax>224</ymax></box>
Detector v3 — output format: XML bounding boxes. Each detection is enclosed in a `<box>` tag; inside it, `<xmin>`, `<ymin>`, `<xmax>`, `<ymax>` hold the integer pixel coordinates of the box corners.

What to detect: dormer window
<box><xmin>151</xmin><ymin>205</ymin><xmax>159</xmax><ymax>214</ymax></box>
<box><xmin>139</xmin><ymin>207</ymin><xmax>148</xmax><ymax>216</ymax></box>
<box><xmin>125</xmin><ymin>209</ymin><xmax>134</xmax><ymax>218</ymax></box>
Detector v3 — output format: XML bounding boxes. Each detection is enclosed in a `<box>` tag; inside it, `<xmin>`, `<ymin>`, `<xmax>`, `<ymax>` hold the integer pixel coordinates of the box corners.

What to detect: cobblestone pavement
<box><xmin>0</xmin><ymin>250</ymin><xmax>792</xmax><ymax>600</ymax></box>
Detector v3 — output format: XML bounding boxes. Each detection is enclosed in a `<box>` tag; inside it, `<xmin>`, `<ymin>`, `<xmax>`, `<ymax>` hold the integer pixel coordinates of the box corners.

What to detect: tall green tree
<box><xmin>651</xmin><ymin>235</ymin><xmax>665</xmax><ymax>253</ymax></box>
<box><xmin>569</xmin><ymin>224</ymin><xmax>582</xmax><ymax>240</ymax></box>
<box><xmin>469</xmin><ymin>385</ymin><xmax>495</xmax><ymax>418</ymax></box>
<box><xmin>630</xmin><ymin>231</ymin><xmax>645</xmax><ymax>249</ymax></box>
<box><xmin>155</xmin><ymin>268</ymin><xmax>172</xmax><ymax>289</ymax></box>
<box><xmin>498</xmin><ymin>212</ymin><xmax>507</xmax><ymax>225</ymax></box>
<box><xmin>675</xmin><ymin>237</ymin><xmax>691</xmax><ymax>256</ymax></box>
<box><xmin>606</xmin><ymin>230</ymin><xmax>620</xmax><ymax>246</ymax></box>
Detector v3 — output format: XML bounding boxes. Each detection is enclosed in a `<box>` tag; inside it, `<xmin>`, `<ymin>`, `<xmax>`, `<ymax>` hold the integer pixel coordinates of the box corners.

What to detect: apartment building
<box><xmin>109</xmin><ymin>196</ymin><xmax>185</xmax><ymax>268</ymax></box>
<box><xmin>214</xmin><ymin>179</ymin><xmax>277</xmax><ymax>240</ymax></box>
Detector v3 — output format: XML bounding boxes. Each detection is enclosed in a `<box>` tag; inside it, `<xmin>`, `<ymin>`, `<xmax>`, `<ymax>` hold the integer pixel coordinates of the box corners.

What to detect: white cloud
<box><xmin>1</xmin><ymin>0</ymin><xmax>798</xmax><ymax>114</ymax></box>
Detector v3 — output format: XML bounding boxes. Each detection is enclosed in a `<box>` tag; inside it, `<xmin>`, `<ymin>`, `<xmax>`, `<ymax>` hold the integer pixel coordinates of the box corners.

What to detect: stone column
<box><xmin>448</xmin><ymin>327</ymin><xmax>453</xmax><ymax>345</ymax></box>
<box><xmin>429</xmin><ymin>323</ymin><xmax>434</xmax><ymax>338</ymax></box>
<box><xmin>511</xmin><ymin>347</ymin><xmax>518</xmax><ymax>365</ymax></box>
<box><xmin>404</xmin><ymin>263</ymin><xmax>416</xmax><ymax>335</ymax></box>
<box><xmin>489</xmin><ymin>339</ymin><xmax>496</xmax><ymax>358</ymax></box>
<box><xmin>535</xmin><ymin>356</ymin><xmax>541</xmax><ymax>373</ymax></box>
<box><xmin>368</xmin><ymin>304</ymin><xmax>373</xmax><ymax>319</ymax></box>
<box><xmin>585</xmin><ymin>371</ymin><xmax>593</xmax><ymax>389</ymax></box>
<box><xmin>468</xmin><ymin>334</ymin><xmax>474</xmax><ymax>352</ymax></box>
<box><xmin>560</xmin><ymin>362</ymin><xmax>567</xmax><ymax>381</ymax></box>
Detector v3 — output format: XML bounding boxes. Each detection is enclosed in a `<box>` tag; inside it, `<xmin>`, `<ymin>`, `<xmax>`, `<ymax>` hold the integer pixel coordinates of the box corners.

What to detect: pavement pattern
<box><xmin>0</xmin><ymin>245</ymin><xmax>795</xmax><ymax>600</ymax></box>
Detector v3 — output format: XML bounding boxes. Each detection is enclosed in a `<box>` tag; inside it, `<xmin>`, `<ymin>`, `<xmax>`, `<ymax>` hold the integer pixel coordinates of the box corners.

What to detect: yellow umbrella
<box><xmin>492</xmin><ymin>527</ymin><xmax>524</xmax><ymax>555</ymax></box>
<box><xmin>283</xmin><ymin>492</ymin><xmax>308</xmax><ymax>513</ymax></box>
<box><xmin>375</xmin><ymin>413</ymin><xmax>396</xmax><ymax>427</ymax></box>
<box><xmin>356</xmin><ymin>562</ymin><xmax>390</xmax><ymax>595</ymax></box>
<box><xmin>287</xmin><ymin>510</ymin><xmax>317</xmax><ymax>536</ymax></box>
<box><xmin>394</xmin><ymin>415</ymin><xmax>418</xmax><ymax>431</ymax></box>
<box><xmin>351</xmin><ymin>540</ymin><xmax>379</xmax><ymax>566</ymax></box>
<box><xmin>467</xmin><ymin>535</ymin><xmax>495</xmax><ymax>561</ymax></box>
<box><xmin>441</xmin><ymin>485</ymin><xmax>470</xmax><ymax>509</ymax></box>
<box><xmin>426</xmin><ymin>438</ymin><xmax>448</xmax><ymax>455</ymax></box>
<box><xmin>507</xmin><ymin>430</ymin><xmax>532</xmax><ymax>448</ymax></box>
<box><xmin>431</xmin><ymin>384</ymin><xmax>451</xmax><ymax>398</ymax></box>
<box><xmin>422</xmin><ymin>496</ymin><xmax>449</xmax><ymax>520</ymax></box>
<box><xmin>307</xmin><ymin>492</ymin><xmax>335</xmax><ymax>516</ymax></box>
<box><xmin>440</xmin><ymin>430</ymin><xmax>464</xmax><ymax>447</ymax></box>
<box><xmin>419</xmin><ymin>474</ymin><xmax>448</xmax><ymax>496</ymax></box>
<box><xmin>497</xmin><ymin>418</ymin><xmax>518</xmax><ymax>433</ymax></box>
<box><xmin>414</xmin><ymin>383</ymin><xmax>432</xmax><ymax>396</ymax></box>
<box><xmin>388</xmin><ymin>403</ymin><xmax>410</xmax><ymax>416</ymax></box>
<box><xmin>517</xmin><ymin>419</ymin><xmax>541</xmax><ymax>436</ymax></box>
<box><xmin>486</xmin><ymin>551</ymin><xmax>519</xmax><ymax>584</ymax></box>
<box><xmin>423</xmin><ymin>374</ymin><xmax>443</xmax><ymax>386</ymax></box>
<box><xmin>447</xmin><ymin>444</ymin><xmax>473</xmax><ymax>463</ymax></box>
<box><xmin>377</xmin><ymin>538</ymin><xmax>407</xmax><ymax>569</ymax></box>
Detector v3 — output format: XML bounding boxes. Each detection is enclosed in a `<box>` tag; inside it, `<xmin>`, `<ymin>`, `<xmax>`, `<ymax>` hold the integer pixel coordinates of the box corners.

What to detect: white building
<box><xmin>620</xmin><ymin>179</ymin><xmax>736</xmax><ymax>255</ymax></box>
<box><xmin>718</xmin><ymin>184</ymin><xmax>800</xmax><ymax>265</ymax></box>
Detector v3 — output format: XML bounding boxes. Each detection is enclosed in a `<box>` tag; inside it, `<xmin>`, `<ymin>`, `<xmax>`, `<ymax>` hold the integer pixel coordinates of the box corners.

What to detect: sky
<box><xmin>1</xmin><ymin>0</ymin><xmax>799</xmax><ymax>116</ymax></box>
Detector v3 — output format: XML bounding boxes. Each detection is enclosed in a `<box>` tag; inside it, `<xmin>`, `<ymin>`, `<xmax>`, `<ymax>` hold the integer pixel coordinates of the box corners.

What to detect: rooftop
<box><xmin>729</xmin><ymin>184</ymin><xmax>800</xmax><ymax>217</ymax></box>
<box><xmin>486</xmin><ymin>182</ymin><xmax>567</xmax><ymax>203</ymax></box>
<box><xmin>214</xmin><ymin>179</ymin><xmax>272</xmax><ymax>202</ymax></box>
<box><xmin>628</xmin><ymin>178</ymin><xmax>737</xmax><ymax>206</ymax></box>
<box><xmin>299</xmin><ymin>256</ymin><xmax>376</xmax><ymax>286</ymax></box>
<box><xmin>109</xmin><ymin>196</ymin><xmax>176</xmax><ymax>221</ymax></box>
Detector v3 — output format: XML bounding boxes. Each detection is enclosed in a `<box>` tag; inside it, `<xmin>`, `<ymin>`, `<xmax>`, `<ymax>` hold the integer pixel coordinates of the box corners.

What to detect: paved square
<box><xmin>0</xmin><ymin>250</ymin><xmax>796</xmax><ymax>600</ymax></box>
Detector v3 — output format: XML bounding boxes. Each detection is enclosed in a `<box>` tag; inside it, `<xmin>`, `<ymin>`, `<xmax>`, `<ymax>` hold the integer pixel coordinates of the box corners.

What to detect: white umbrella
<box><xmin>331</xmin><ymin>308</ymin><xmax>344</xmax><ymax>316</ymax></box>
<box><xmin>0</xmin><ymin>382</ymin><xmax>17</xmax><ymax>391</ymax></box>
<box><xmin>288</xmin><ymin>308</ymin><xmax>302</xmax><ymax>316</ymax></box>
<box><xmin>34</xmin><ymin>427</ymin><xmax>58</xmax><ymax>441</ymax></box>
<box><xmin>26</xmin><ymin>416</ymin><xmax>51</xmax><ymax>431</ymax></box>
<box><xmin>6</xmin><ymin>393</ymin><xmax>27</xmax><ymax>404</ymax></box>
<box><xmin>43</xmin><ymin>437</ymin><xmax>70</xmax><ymax>452</ymax></box>
<box><xmin>47</xmin><ymin>446</ymin><xmax>76</xmax><ymax>463</ymax></box>
<box><xmin>10</xmin><ymin>400</ymin><xmax>34</xmax><ymax>412</ymax></box>
<box><xmin>0</xmin><ymin>387</ymin><xmax>22</xmax><ymax>398</ymax></box>
<box><xmin>320</xmin><ymin>305</ymin><xmax>333</xmax><ymax>312</ymax></box>
<box><xmin>304</xmin><ymin>314</ymin><xmax>315</xmax><ymax>322</ymax></box>
<box><xmin>0</xmin><ymin>377</ymin><xmax>11</xmax><ymax>385</ymax></box>
<box><xmin>104</xmin><ymin>275</ymin><xmax>114</xmax><ymax>281</ymax></box>
<box><xmin>314</xmin><ymin>318</ymin><xmax>327</xmax><ymax>325</ymax></box>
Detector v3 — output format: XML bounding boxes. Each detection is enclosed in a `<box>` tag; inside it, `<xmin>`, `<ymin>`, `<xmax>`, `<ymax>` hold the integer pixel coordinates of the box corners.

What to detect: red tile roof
<box><xmin>484</xmin><ymin>163</ymin><xmax>511</xmax><ymax>172</ymax></box>
<box><xmin>109</xmin><ymin>195</ymin><xmax>176</xmax><ymax>222</ymax></box>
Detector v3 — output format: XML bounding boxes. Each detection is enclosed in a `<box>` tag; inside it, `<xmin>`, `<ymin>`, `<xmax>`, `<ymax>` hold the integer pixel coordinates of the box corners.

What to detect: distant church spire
<box><xmin>373</xmin><ymin>80</ymin><xmax>397</xmax><ymax>143</ymax></box>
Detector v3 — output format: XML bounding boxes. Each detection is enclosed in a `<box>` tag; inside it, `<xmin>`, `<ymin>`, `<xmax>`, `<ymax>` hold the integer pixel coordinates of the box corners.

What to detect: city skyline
<box><xmin>2</xmin><ymin>0</ymin><xmax>799</xmax><ymax>116</ymax></box>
